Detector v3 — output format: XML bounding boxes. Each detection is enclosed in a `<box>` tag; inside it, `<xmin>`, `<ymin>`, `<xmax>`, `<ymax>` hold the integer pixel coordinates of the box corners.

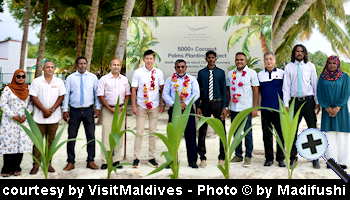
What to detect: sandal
<box><xmin>1</xmin><ymin>173</ymin><xmax>11</xmax><ymax>177</ymax></box>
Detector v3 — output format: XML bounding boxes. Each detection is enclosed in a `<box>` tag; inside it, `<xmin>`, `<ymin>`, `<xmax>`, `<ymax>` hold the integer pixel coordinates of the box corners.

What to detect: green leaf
<box><xmin>147</xmin><ymin>160</ymin><xmax>172</xmax><ymax>176</ymax></box>
<box><xmin>206</xmin><ymin>118</ymin><xmax>227</xmax><ymax>151</ymax></box>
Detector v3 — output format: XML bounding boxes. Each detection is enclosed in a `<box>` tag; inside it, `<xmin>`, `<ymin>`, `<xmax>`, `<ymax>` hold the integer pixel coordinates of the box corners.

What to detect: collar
<box><xmin>75</xmin><ymin>71</ymin><xmax>88</xmax><ymax>76</ymax></box>
<box><xmin>176</xmin><ymin>73</ymin><xmax>187</xmax><ymax>78</ymax></box>
<box><xmin>107</xmin><ymin>72</ymin><xmax>121</xmax><ymax>79</ymax></box>
<box><xmin>143</xmin><ymin>65</ymin><xmax>154</xmax><ymax>72</ymax></box>
<box><xmin>265</xmin><ymin>67</ymin><xmax>277</xmax><ymax>72</ymax></box>
<box><xmin>294</xmin><ymin>60</ymin><xmax>305</xmax><ymax>65</ymax></box>
<box><xmin>207</xmin><ymin>65</ymin><xmax>216</xmax><ymax>70</ymax></box>
<box><xmin>235</xmin><ymin>65</ymin><xmax>248</xmax><ymax>72</ymax></box>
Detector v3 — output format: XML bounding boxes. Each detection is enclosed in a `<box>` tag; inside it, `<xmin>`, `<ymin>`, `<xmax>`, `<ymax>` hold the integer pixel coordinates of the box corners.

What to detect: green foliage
<box><xmin>273</xmin><ymin>98</ymin><xmax>303</xmax><ymax>179</ymax></box>
<box><xmin>19</xmin><ymin>110</ymin><xmax>72</xmax><ymax>179</ymax></box>
<box><xmin>95</xmin><ymin>98</ymin><xmax>134</xmax><ymax>179</ymax></box>
<box><xmin>198</xmin><ymin>107</ymin><xmax>260</xmax><ymax>179</ymax></box>
<box><xmin>0</xmin><ymin>108</ymin><xmax>2</xmax><ymax>122</ymax></box>
<box><xmin>148</xmin><ymin>93</ymin><xmax>194</xmax><ymax>179</ymax></box>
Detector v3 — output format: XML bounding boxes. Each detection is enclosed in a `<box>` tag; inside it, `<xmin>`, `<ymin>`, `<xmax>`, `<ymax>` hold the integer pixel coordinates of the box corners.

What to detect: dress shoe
<box><xmin>340</xmin><ymin>164</ymin><xmax>347</xmax><ymax>169</ymax></box>
<box><xmin>13</xmin><ymin>171</ymin><xmax>21</xmax><ymax>176</ymax></box>
<box><xmin>290</xmin><ymin>157</ymin><xmax>298</xmax><ymax>166</ymax></box>
<box><xmin>101</xmin><ymin>164</ymin><xmax>108</xmax><ymax>170</ymax></box>
<box><xmin>48</xmin><ymin>165</ymin><xmax>55</xmax><ymax>173</ymax></box>
<box><xmin>113</xmin><ymin>161</ymin><xmax>123</xmax><ymax>169</ymax></box>
<box><xmin>63</xmin><ymin>163</ymin><xmax>75</xmax><ymax>171</ymax></box>
<box><xmin>86</xmin><ymin>161</ymin><xmax>99</xmax><ymax>170</ymax></box>
<box><xmin>278</xmin><ymin>160</ymin><xmax>286</xmax><ymax>167</ymax></box>
<box><xmin>1</xmin><ymin>173</ymin><xmax>11</xmax><ymax>177</ymax></box>
<box><xmin>189</xmin><ymin>163</ymin><xmax>199</xmax><ymax>168</ymax></box>
<box><xmin>312</xmin><ymin>160</ymin><xmax>320</xmax><ymax>169</ymax></box>
<box><xmin>264</xmin><ymin>160</ymin><xmax>273</xmax><ymax>166</ymax></box>
<box><xmin>30</xmin><ymin>165</ymin><xmax>40</xmax><ymax>175</ymax></box>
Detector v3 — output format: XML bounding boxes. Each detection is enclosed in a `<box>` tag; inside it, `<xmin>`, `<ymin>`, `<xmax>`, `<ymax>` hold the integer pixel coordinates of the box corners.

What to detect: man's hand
<box><xmin>159</xmin><ymin>104</ymin><xmax>165</xmax><ymax>113</ymax></box>
<box><xmin>63</xmin><ymin>112</ymin><xmax>70</xmax><ymax>122</ymax></box>
<box><xmin>108</xmin><ymin>106</ymin><xmax>115</xmax><ymax>113</ymax></box>
<box><xmin>315</xmin><ymin>104</ymin><xmax>321</xmax><ymax>115</ymax></box>
<box><xmin>94</xmin><ymin>109</ymin><xmax>101</xmax><ymax>118</ymax></box>
<box><xmin>196</xmin><ymin>108</ymin><xmax>202</xmax><ymax>116</ymax></box>
<box><xmin>252</xmin><ymin>110</ymin><xmax>259</xmax><ymax>118</ymax></box>
<box><xmin>220</xmin><ymin>108</ymin><xmax>227</xmax><ymax>121</ymax></box>
<box><xmin>19</xmin><ymin>115</ymin><xmax>26</xmax><ymax>123</ymax></box>
<box><xmin>42</xmin><ymin>108</ymin><xmax>53</xmax><ymax>118</ymax></box>
<box><xmin>132</xmin><ymin>105</ymin><xmax>137</xmax><ymax>115</ymax></box>
<box><xmin>181</xmin><ymin>103</ymin><xmax>186</xmax><ymax>110</ymax></box>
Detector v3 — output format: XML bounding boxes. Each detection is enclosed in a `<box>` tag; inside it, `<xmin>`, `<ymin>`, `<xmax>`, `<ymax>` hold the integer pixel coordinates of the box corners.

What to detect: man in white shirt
<box><xmin>97</xmin><ymin>58</ymin><xmax>130</xmax><ymax>169</ymax></box>
<box><xmin>282</xmin><ymin>44</ymin><xmax>321</xmax><ymax>169</ymax></box>
<box><xmin>29</xmin><ymin>61</ymin><xmax>66</xmax><ymax>174</ymax></box>
<box><xmin>228</xmin><ymin>52</ymin><xmax>259</xmax><ymax>167</ymax></box>
<box><xmin>131</xmin><ymin>50</ymin><xmax>165</xmax><ymax>168</ymax></box>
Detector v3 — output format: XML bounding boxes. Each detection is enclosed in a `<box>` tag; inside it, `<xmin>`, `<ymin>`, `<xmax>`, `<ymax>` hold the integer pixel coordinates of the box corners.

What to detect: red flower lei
<box><xmin>143</xmin><ymin>69</ymin><xmax>156</xmax><ymax>109</ymax></box>
<box><xmin>172</xmin><ymin>73</ymin><xmax>190</xmax><ymax>101</ymax></box>
<box><xmin>230</xmin><ymin>70</ymin><xmax>246</xmax><ymax>103</ymax></box>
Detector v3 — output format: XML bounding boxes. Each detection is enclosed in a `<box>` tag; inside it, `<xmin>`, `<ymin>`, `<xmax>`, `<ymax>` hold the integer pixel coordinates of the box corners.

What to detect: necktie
<box><xmin>297</xmin><ymin>63</ymin><xmax>303</xmax><ymax>97</ymax></box>
<box><xmin>209</xmin><ymin>70</ymin><xmax>213</xmax><ymax>100</ymax></box>
<box><xmin>80</xmin><ymin>74</ymin><xmax>84</xmax><ymax>105</ymax></box>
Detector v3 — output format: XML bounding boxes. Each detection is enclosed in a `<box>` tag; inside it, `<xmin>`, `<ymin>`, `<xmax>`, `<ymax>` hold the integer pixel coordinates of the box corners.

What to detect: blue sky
<box><xmin>1</xmin><ymin>2</ymin><xmax>350</xmax><ymax>61</ymax></box>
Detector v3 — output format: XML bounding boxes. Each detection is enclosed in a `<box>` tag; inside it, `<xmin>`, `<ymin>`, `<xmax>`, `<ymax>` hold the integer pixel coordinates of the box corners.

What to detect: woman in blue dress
<box><xmin>317</xmin><ymin>56</ymin><xmax>350</xmax><ymax>169</ymax></box>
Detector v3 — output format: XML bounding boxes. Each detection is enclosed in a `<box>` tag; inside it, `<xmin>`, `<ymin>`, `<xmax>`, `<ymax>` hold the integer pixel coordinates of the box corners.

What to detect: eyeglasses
<box><xmin>16</xmin><ymin>75</ymin><xmax>26</xmax><ymax>79</ymax></box>
<box><xmin>176</xmin><ymin>65</ymin><xmax>186</xmax><ymax>69</ymax></box>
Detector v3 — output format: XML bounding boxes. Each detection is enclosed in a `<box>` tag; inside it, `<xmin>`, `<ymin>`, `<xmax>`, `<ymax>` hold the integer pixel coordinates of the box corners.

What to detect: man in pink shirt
<box><xmin>97</xmin><ymin>58</ymin><xmax>131</xmax><ymax>169</ymax></box>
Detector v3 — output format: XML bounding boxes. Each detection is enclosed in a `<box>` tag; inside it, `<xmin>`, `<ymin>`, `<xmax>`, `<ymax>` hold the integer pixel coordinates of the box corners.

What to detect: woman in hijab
<box><xmin>317</xmin><ymin>56</ymin><xmax>350</xmax><ymax>169</ymax></box>
<box><xmin>0</xmin><ymin>69</ymin><xmax>32</xmax><ymax>177</ymax></box>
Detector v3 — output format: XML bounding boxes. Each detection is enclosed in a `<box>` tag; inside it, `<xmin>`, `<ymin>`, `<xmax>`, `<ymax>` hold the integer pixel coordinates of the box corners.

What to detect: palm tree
<box><xmin>85</xmin><ymin>0</ymin><xmax>100</xmax><ymax>70</ymax></box>
<box><xmin>19</xmin><ymin>0</ymin><xmax>31</xmax><ymax>69</ymax></box>
<box><xmin>173</xmin><ymin>0</ymin><xmax>182</xmax><ymax>16</ymax></box>
<box><xmin>224</xmin><ymin>16</ymin><xmax>272</xmax><ymax>54</ymax></box>
<box><xmin>34</xmin><ymin>0</ymin><xmax>49</xmax><ymax>78</ymax></box>
<box><xmin>115</xmin><ymin>0</ymin><xmax>136</xmax><ymax>60</ymax></box>
<box><xmin>213</xmin><ymin>0</ymin><xmax>229</xmax><ymax>16</ymax></box>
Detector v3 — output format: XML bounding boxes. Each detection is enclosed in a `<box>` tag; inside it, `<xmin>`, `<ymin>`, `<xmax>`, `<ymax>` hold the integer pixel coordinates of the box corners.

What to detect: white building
<box><xmin>0</xmin><ymin>39</ymin><xmax>35</xmax><ymax>85</ymax></box>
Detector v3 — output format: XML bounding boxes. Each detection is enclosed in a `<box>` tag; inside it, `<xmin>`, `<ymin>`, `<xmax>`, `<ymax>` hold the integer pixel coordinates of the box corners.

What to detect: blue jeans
<box><xmin>230</xmin><ymin>111</ymin><xmax>253</xmax><ymax>158</ymax></box>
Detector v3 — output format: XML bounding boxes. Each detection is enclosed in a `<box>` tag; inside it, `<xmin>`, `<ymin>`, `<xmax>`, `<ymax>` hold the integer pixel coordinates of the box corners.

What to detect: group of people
<box><xmin>0</xmin><ymin>44</ymin><xmax>349</xmax><ymax>177</ymax></box>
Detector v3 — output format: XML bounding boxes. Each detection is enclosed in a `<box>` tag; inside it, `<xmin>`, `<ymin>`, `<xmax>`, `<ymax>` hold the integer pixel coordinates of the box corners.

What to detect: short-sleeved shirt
<box><xmin>226</xmin><ymin>66</ymin><xmax>259</xmax><ymax>112</ymax></box>
<box><xmin>97</xmin><ymin>73</ymin><xmax>131</xmax><ymax>106</ymax></box>
<box><xmin>258</xmin><ymin>68</ymin><xmax>284</xmax><ymax>109</ymax></box>
<box><xmin>131</xmin><ymin>66</ymin><xmax>164</xmax><ymax>109</ymax></box>
<box><xmin>29</xmin><ymin>76</ymin><xmax>66</xmax><ymax>124</ymax></box>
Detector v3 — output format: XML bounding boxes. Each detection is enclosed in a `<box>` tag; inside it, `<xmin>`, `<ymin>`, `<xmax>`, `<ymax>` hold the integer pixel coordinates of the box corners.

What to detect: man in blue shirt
<box><xmin>163</xmin><ymin>59</ymin><xmax>200</xmax><ymax>168</ymax></box>
<box><xmin>62</xmin><ymin>56</ymin><xmax>101</xmax><ymax>171</ymax></box>
<box><xmin>196</xmin><ymin>50</ymin><xmax>228</xmax><ymax>168</ymax></box>
<box><xmin>258</xmin><ymin>52</ymin><xmax>286</xmax><ymax>167</ymax></box>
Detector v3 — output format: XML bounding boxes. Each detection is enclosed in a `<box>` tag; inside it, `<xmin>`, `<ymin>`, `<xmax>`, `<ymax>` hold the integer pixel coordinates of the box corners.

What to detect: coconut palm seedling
<box><xmin>95</xmin><ymin>98</ymin><xmax>134</xmax><ymax>179</ymax></box>
<box><xmin>197</xmin><ymin>107</ymin><xmax>260</xmax><ymax>179</ymax></box>
<box><xmin>148</xmin><ymin>93</ymin><xmax>194</xmax><ymax>179</ymax></box>
<box><xmin>19</xmin><ymin>110</ymin><xmax>71</xmax><ymax>179</ymax></box>
<box><xmin>272</xmin><ymin>98</ymin><xmax>304</xmax><ymax>179</ymax></box>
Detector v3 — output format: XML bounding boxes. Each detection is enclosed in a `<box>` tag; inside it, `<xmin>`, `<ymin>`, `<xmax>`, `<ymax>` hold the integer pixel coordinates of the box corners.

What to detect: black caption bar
<box><xmin>0</xmin><ymin>179</ymin><xmax>348</xmax><ymax>199</ymax></box>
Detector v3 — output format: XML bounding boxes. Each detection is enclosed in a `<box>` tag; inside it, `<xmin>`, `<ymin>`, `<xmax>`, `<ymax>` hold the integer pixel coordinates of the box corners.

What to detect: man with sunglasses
<box><xmin>162</xmin><ymin>59</ymin><xmax>200</xmax><ymax>168</ymax></box>
<box><xmin>29</xmin><ymin>61</ymin><xmax>66</xmax><ymax>174</ymax></box>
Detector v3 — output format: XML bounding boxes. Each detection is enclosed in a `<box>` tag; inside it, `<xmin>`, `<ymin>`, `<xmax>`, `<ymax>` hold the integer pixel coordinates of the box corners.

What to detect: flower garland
<box><xmin>143</xmin><ymin>69</ymin><xmax>156</xmax><ymax>109</ymax></box>
<box><xmin>171</xmin><ymin>73</ymin><xmax>190</xmax><ymax>101</ymax></box>
<box><xmin>230</xmin><ymin>70</ymin><xmax>246</xmax><ymax>103</ymax></box>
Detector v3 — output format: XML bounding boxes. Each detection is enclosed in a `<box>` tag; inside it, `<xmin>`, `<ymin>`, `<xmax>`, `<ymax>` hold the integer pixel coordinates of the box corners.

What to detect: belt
<box><xmin>293</xmin><ymin>96</ymin><xmax>314</xmax><ymax>101</ymax></box>
<box><xmin>70</xmin><ymin>105</ymin><xmax>93</xmax><ymax>110</ymax></box>
<box><xmin>203</xmin><ymin>98</ymin><xmax>223</xmax><ymax>103</ymax></box>
<box><xmin>109</xmin><ymin>104</ymin><xmax>124</xmax><ymax>108</ymax></box>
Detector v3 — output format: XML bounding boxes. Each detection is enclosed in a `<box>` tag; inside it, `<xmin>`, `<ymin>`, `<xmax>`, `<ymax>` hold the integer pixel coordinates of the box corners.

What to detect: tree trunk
<box><xmin>34</xmin><ymin>0</ymin><xmax>49</xmax><ymax>78</ymax></box>
<box><xmin>115</xmin><ymin>0</ymin><xmax>136</xmax><ymax>60</ymax></box>
<box><xmin>85</xmin><ymin>0</ymin><xmax>100</xmax><ymax>71</ymax></box>
<box><xmin>19</xmin><ymin>0</ymin><xmax>31</xmax><ymax>69</ymax></box>
<box><xmin>271</xmin><ymin>0</ymin><xmax>283</xmax><ymax>23</ymax></box>
<box><xmin>272</xmin><ymin>0</ymin><xmax>288</xmax><ymax>34</ymax></box>
<box><xmin>173</xmin><ymin>0</ymin><xmax>182</xmax><ymax>16</ymax></box>
<box><xmin>260</xmin><ymin>32</ymin><xmax>269</xmax><ymax>53</ymax></box>
<box><xmin>152</xmin><ymin>0</ymin><xmax>157</xmax><ymax>16</ymax></box>
<box><xmin>273</xmin><ymin>0</ymin><xmax>317</xmax><ymax>52</ymax></box>
<box><xmin>76</xmin><ymin>23</ymin><xmax>83</xmax><ymax>57</ymax></box>
<box><xmin>212</xmin><ymin>0</ymin><xmax>229</xmax><ymax>16</ymax></box>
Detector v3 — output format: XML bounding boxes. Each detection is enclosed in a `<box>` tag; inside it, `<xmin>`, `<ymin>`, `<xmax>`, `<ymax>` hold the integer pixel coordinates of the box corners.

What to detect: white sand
<box><xmin>0</xmin><ymin>109</ymin><xmax>345</xmax><ymax>179</ymax></box>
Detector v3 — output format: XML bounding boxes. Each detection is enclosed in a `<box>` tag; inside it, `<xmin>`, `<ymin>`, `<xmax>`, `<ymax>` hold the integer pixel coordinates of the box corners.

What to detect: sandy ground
<box><xmin>0</xmin><ymin>108</ymin><xmax>345</xmax><ymax>179</ymax></box>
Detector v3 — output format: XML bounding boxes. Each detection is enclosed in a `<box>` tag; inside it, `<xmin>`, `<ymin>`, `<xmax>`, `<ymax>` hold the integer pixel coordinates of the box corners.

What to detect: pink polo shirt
<box><xmin>96</xmin><ymin>73</ymin><xmax>131</xmax><ymax>105</ymax></box>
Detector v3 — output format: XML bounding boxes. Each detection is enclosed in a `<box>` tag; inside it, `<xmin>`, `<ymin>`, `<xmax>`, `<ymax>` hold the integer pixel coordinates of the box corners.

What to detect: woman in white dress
<box><xmin>0</xmin><ymin>69</ymin><xmax>32</xmax><ymax>177</ymax></box>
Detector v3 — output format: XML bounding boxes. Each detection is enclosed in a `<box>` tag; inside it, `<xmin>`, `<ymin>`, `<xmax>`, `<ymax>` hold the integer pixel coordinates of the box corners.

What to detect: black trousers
<box><xmin>168</xmin><ymin>106</ymin><xmax>198</xmax><ymax>165</ymax></box>
<box><xmin>198</xmin><ymin>100</ymin><xmax>226</xmax><ymax>160</ymax></box>
<box><xmin>290</xmin><ymin>97</ymin><xmax>317</xmax><ymax>160</ymax></box>
<box><xmin>261</xmin><ymin>110</ymin><xmax>285</xmax><ymax>162</ymax></box>
<box><xmin>67</xmin><ymin>106</ymin><xmax>96</xmax><ymax>163</ymax></box>
<box><xmin>1</xmin><ymin>153</ymin><xmax>23</xmax><ymax>174</ymax></box>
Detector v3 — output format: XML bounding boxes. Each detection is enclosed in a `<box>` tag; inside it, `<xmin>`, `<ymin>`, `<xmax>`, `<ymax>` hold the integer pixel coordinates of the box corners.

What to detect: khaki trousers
<box><xmin>101</xmin><ymin>108</ymin><xmax>125</xmax><ymax>162</ymax></box>
<box><xmin>33</xmin><ymin>123</ymin><xmax>59</xmax><ymax>165</ymax></box>
<box><xmin>134</xmin><ymin>106</ymin><xmax>159</xmax><ymax>159</ymax></box>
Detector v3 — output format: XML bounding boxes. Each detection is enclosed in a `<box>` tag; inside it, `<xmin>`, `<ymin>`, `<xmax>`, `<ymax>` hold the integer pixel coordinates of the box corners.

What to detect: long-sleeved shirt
<box><xmin>162</xmin><ymin>73</ymin><xmax>200</xmax><ymax>106</ymax></box>
<box><xmin>282</xmin><ymin>61</ymin><xmax>318</xmax><ymax>106</ymax></box>
<box><xmin>63</xmin><ymin>71</ymin><xmax>101</xmax><ymax>112</ymax></box>
<box><xmin>197</xmin><ymin>66</ymin><xmax>227</xmax><ymax>107</ymax></box>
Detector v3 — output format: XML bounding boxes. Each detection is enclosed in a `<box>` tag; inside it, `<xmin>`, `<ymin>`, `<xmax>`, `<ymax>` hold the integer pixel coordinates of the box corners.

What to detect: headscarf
<box><xmin>7</xmin><ymin>69</ymin><xmax>29</xmax><ymax>101</ymax></box>
<box><xmin>320</xmin><ymin>56</ymin><xmax>343</xmax><ymax>81</ymax></box>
